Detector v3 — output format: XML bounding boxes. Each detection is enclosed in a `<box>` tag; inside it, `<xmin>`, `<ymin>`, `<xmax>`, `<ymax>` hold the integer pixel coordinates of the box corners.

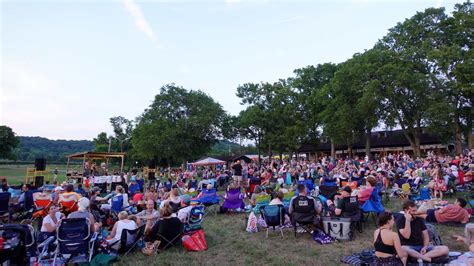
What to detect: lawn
<box><xmin>0</xmin><ymin>164</ymin><xmax>70</xmax><ymax>185</ymax></box>
<box><xmin>119</xmin><ymin>195</ymin><xmax>469</xmax><ymax>266</ymax></box>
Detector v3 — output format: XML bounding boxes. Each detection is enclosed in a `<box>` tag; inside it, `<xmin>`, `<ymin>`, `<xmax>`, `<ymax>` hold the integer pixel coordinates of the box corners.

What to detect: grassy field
<box><xmin>0</xmin><ymin>164</ymin><xmax>70</xmax><ymax>185</ymax></box>
<box><xmin>119</xmin><ymin>195</ymin><xmax>469</xmax><ymax>266</ymax></box>
<box><xmin>0</xmin><ymin>164</ymin><xmax>469</xmax><ymax>265</ymax></box>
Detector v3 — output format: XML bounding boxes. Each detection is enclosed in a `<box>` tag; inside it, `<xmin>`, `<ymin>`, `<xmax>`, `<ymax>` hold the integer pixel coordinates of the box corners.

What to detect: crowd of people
<box><xmin>1</xmin><ymin>149</ymin><xmax>474</xmax><ymax>265</ymax></box>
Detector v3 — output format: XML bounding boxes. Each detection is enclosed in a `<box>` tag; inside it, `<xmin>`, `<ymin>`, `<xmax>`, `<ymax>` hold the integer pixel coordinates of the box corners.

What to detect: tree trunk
<box><xmin>455</xmin><ymin>119</ymin><xmax>463</xmax><ymax>156</ymax></box>
<box><xmin>413</xmin><ymin>134</ymin><xmax>421</xmax><ymax>158</ymax></box>
<box><xmin>330</xmin><ymin>138</ymin><xmax>335</xmax><ymax>158</ymax></box>
<box><xmin>347</xmin><ymin>145</ymin><xmax>353</xmax><ymax>159</ymax></box>
<box><xmin>365</xmin><ymin>129</ymin><xmax>372</xmax><ymax>160</ymax></box>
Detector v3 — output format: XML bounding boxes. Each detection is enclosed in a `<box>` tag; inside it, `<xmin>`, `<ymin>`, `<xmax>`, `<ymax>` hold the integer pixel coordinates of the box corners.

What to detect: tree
<box><xmin>427</xmin><ymin>2</ymin><xmax>474</xmax><ymax>151</ymax></box>
<box><xmin>109</xmin><ymin>116</ymin><xmax>133</xmax><ymax>152</ymax></box>
<box><xmin>375</xmin><ymin>8</ymin><xmax>448</xmax><ymax>157</ymax></box>
<box><xmin>132</xmin><ymin>84</ymin><xmax>227</xmax><ymax>166</ymax></box>
<box><xmin>0</xmin><ymin>125</ymin><xmax>20</xmax><ymax>160</ymax></box>
<box><xmin>93</xmin><ymin>132</ymin><xmax>110</xmax><ymax>152</ymax></box>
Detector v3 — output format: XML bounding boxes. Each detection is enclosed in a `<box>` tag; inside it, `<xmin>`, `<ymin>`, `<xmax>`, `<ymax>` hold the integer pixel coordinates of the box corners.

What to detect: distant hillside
<box><xmin>13</xmin><ymin>136</ymin><xmax>242</xmax><ymax>163</ymax></box>
<box><xmin>15</xmin><ymin>136</ymin><xmax>93</xmax><ymax>163</ymax></box>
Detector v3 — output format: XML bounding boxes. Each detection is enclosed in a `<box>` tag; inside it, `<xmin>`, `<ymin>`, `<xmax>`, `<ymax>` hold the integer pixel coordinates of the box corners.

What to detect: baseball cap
<box><xmin>181</xmin><ymin>194</ymin><xmax>191</xmax><ymax>205</ymax></box>
<box><xmin>342</xmin><ymin>186</ymin><xmax>352</xmax><ymax>194</ymax></box>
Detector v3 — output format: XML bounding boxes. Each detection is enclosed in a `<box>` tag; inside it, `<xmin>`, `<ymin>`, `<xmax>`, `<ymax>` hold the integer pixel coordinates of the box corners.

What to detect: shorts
<box><xmin>374</xmin><ymin>256</ymin><xmax>403</xmax><ymax>266</ymax></box>
<box><xmin>233</xmin><ymin>175</ymin><xmax>242</xmax><ymax>182</ymax></box>
<box><xmin>426</xmin><ymin>209</ymin><xmax>437</xmax><ymax>223</ymax></box>
<box><xmin>406</xmin><ymin>245</ymin><xmax>433</xmax><ymax>253</ymax></box>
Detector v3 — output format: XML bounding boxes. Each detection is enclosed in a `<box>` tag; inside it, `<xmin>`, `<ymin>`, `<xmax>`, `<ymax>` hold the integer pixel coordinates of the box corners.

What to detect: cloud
<box><xmin>122</xmin><ymin>0</ymin><xmax>158</xmax><ymax>43</ymax></box>
<box><xmin>435</xmin><ymin>0</ymin><xmax>443</xmax><ymax>8</ymax></box>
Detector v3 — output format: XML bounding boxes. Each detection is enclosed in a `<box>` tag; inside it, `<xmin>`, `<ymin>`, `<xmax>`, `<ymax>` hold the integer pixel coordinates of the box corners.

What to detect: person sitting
<box><xmin>396</xmin><ymin>200</ymin><xmax>449</xmax><ymax>263</ymax></box>
<box><xmin>137</xmin><ymin>199</ymin><xmax>159</xmax><ymax>229</ymax></box>
<box><xmin>68</xmin><ymin>197</ymin><xmax>100</xmax><ymax>233</ymax></box>
<box><xmin>147</xmin><ymin>203</ymin><xmax>183</xmax><ymax>249</ymax></box>
<box><xmin>451</xmin><ymin>224</ymin><xmax>474</xmax><ymax>265</ymax></box>
<box><xmin>415</xmin><ymin>198</ymin><xmax>470</xmax><ymax>224</ymax></box>
<box><xmin>177</xmin><ymin>195</ymin><xmax>193</xmax><ymax>223</ymax></box>
<box><xmin>39</xmin><ymin>205</ymin><xmax>64</xmax><ymax>241</ymax></box>
<box><xmin>334</xmin><ymin>186</ymin><xmax>360</xmax><ymax>221</ymax></box>
<box><xmin>374</xmin><ymin>211</ymin><xmax>408</xmax><ymax>265</ymax></box>
<box><xmin>358</xmin><ymin>176</ymin><xmax>376</xmax><ymax>205</ymax></box>
<box><xmin>107</xmin><ymin>211</ymin><xmax>137</xmax><ymax>250</ymax></box>
<box><xmin>75</xmin><ymin>184</ymin><xmax>88</xmax><ymax>197</ymax></box>
<box><xmin>144</xmin><ymin>186</ymin><xmax>158</xmax><ymax>202</ymax></box>
<box><xmin>63</xmin><ymin>184</ymin><xmax>81</xmax><ymax>201</ymax></box>
<box><xmin>270</xmin><ymin>191</ymin><xmax>284</xmax><ymax>206</ymax></box>
<box><xmin>101</xmin><ymin>185</ymin><xmax>129</xmax><ymax>212</ymax></box>
<box><xmin>160</xmin><ymin>185</ymin><xmax>181</xmax><ymax>212</ymax></box>
<box><xmin>289</xmin><ymin>184</ymin><xmax>321</xmax><ymax>226</ymax></box>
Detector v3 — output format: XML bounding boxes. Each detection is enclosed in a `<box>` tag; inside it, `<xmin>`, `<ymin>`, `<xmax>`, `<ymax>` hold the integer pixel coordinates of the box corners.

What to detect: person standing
<box><xmin>232</xmin><ymin>160</ymin><xmax>243</xmax><ymax>187</ymax></box>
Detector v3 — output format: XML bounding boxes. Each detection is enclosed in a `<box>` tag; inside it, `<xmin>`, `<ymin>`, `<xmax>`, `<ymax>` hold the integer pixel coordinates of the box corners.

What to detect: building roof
<box><xmin>298</xmin><ymin>129</ymin><xmax>444</xmax><ymax>153</ymax></box>
<box><xmin>66</xmin><ymin>151</ymin><xmax>127</xmax><ymax>160</ymax></box>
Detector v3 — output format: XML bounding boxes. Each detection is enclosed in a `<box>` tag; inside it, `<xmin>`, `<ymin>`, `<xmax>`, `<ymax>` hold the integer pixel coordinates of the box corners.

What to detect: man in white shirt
<box><xmin>177</xmin><ymin>194</ymin><xmax>193</xmax><ymax>223</ymax></box>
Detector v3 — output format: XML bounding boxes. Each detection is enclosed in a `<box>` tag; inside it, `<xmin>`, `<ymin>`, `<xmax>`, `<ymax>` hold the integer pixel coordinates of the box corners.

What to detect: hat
<box><xmin>181</xmin><ymin>194</ymin><xmax>191</xmax><ymax>205</ymax></box>
<box><xmin>342</xmin><ymin>186</ymin><xmax>352</xmax><ymax>194</ymax></box>
<box><xmin>54</xmin><ymin>186</ymin><xmax>64</xmax><ymax>192</ymax></box>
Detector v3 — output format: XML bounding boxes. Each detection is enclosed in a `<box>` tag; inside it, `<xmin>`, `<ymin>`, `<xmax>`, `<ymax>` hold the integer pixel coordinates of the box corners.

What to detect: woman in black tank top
<box><xmin>373</xmin><ymin>212</ymin><xmax>407</xmax><ymax>266</ymax></box>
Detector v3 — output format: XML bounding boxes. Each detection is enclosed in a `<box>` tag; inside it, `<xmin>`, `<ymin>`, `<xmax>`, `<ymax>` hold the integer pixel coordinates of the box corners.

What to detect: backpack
<box><xmin>322</xmin><ymin>216</ymin><xmax>352</xmax><ymax>240</ymax></box>
<box><xmin>312</xmin><ymin>229</ymin><xmax>335</xmax><ymax>245</ymax></box>
<box><xmin>426</xmin><ymin>223</ymin><xmax>442</xmax><ymax>246</ymax></box>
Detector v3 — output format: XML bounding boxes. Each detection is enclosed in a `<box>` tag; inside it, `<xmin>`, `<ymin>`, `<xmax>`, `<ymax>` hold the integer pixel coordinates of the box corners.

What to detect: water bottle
<box><xmin>101</xmin><ymin>228</ymin><xmax>107</xmax><ymax>239</ymax></box>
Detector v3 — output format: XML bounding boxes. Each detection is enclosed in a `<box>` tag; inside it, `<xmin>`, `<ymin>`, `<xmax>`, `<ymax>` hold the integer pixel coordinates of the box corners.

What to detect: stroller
<box><xmin>0</xmin><ymin>224</ymin><xmax>37</xmax><ymax>265</ymax></box>
<box><xmin>54</xmin><ymin>218</ymin><xmax>97</xmax><ymax>264</ymax></box>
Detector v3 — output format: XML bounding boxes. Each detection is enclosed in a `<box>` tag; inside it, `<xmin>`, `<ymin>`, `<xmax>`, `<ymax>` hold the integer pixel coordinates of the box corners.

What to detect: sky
<box><xmin>0</xmin><ymin>0</ymin><xmax>460</xmax><ymax>140</ymax></box>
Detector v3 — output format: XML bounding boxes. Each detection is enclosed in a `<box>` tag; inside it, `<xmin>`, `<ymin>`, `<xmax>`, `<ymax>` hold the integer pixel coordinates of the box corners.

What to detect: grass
<box><xmin>0</xmin><ymin>164</ymin><xmax>69</xmax><ymax>185</ymax></box>
<box><xmin>1</xmin><ymin>164</ymin><xmax>468</xmax><ymax>264</ymax></box>
<box><xmin>119</xmin><ymin>194</ymin><xmax>469</xmax><ymax>266</ymax></box>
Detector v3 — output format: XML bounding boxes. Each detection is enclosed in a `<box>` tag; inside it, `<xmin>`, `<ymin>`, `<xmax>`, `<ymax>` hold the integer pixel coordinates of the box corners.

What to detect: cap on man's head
<box><xmin>342</xmin><ymin>186</ymin><xmax>352</xmax><ymax>194</ymax></box>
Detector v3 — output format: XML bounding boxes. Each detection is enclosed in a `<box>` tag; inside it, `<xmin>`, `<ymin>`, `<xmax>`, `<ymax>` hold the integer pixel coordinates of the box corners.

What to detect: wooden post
<box><xmin>120</xmin><ymin>155</ymin><xmax>124</xmax><ymax>173</ymax></box>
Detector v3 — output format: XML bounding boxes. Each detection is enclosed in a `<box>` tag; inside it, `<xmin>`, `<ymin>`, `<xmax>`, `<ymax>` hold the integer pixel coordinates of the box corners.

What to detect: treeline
<box><xmin>91</xmin><ymin>3</ymin><xmax>473</xmax><ymax>165</ymax></box>
<box><xmin>14</xmin><ymin>136</ymin><xmax>94</xmax><ymax>162</ymax></box>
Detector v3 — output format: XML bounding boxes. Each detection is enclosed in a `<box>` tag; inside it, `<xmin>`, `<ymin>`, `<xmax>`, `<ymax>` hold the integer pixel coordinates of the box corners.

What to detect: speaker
<box><xmin>35</xmin><ymin>158</ymin><xmax>47</xmax><ymax>171</ymax></box>
<box><xmin>148</xmin><ymin>160</ymin><xmax>156</xmax><ymax>169</ymax></box>
<box><xmin>34</xmin><ymin>176</ymin><xmax>44</xmax><ymax>188</ymax></box>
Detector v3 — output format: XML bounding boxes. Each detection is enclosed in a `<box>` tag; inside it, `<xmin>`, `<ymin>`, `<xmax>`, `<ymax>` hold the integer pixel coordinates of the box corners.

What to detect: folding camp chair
<box><xmin>54</xmin><ymin>218</ymin><xmax>97</xmax><ymax>264</ymax></box>
<box><xmin>32</xmin><ymin>192</ymin><xmax>53</xmax><ymax>220</ymax></box>
<box><xmin>340</xmin><ymin>196</ymin><xmax>363</xmax><ymax>235</ymax></box>
<box><xmin>362</xmin><ymin>188</ymin><xmax>384</xmax><ymax>227</ymax></box>
<box><xmin>399</xmin><ymin>183</ymin><xmax>411</xmax><ymax>200</ymax></box>
<box><xmin>253</xmin><ymin>194</ymin><xmax>271</xmax><ymax>214</ymax></box>
<box><xmin>222</xmin><ymin>188</ymin><xmax>245</xmax><ymax>211</ymax></box>
<box><xmin>184</xmin><ymin>205</ymin><xmax>205</xmax><ymax>232</ymax></box>
<box><xmin>318</xmin><ymin>185</ymin><xmax>339</xmax><ymax>199</ymax></box>
<box><xmin>0</xmin><ymin>192</ymin><xmax>11</xmax><ymax>223</ymax></box>
<box><xmin>58</xmin><ymin>193</ymin><xmax>78</xmax><ymax>216</ymax></box>
<box><xmin>260</xmin><ymin>204</ymin><xmax>285</xmax><ymax>238</ymax></box>
<box><xmin>109</xmin><ymin>225</ymin><xmax>145</xmax><ymax>256</ymax></box>
<box><xmin>282</xmin><ymin>190</ymin><xmax>295</xmax><ymax>209</ymax></box>
<box><xmin>194</xmin><ymin>188</ymin><xmax>220</xmax><ymax>216</ymax></box>
<box><xmin>341</xmin><ymin>181</ymin><xmax>358</xmax><ymax>191</ymax></box>
<box><xmin>157</xmin><ymin>220</ymin><xmax>183</xmax><ymax>250</ymax></box>
<box><xmin>290</xmin><ymin>196</ymin><xmax>318</xmax><ymax>237</ymax></box>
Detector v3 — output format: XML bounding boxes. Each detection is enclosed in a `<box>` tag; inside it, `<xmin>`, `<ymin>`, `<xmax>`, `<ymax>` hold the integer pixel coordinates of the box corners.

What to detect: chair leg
<box><xmin>266</xmin><ymin>227</ymin><xmax>269</xmax><ymax>238</ymax></box>
<box><xmin>280</xmin><ymin>227</ymin><xmax>284</xmax><ymax>238</ymax></box>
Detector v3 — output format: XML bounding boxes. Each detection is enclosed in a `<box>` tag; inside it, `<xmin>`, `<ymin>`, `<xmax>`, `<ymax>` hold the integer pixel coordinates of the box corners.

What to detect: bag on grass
<box><xmin>359</xmin><ymin>249</ymin><xmax>375</xmax><ymax>264</ymax></box>
<box><xmin>322</xmin><ymin>216</ymin><xmax>351</xmax><ymax>240</ymax></box>
<box><xmin>182</xmin><ymin>229</ymin><xmax>207</xmax><ymax>251</ymax></box>
<box><xmin>142</xmin><ymin>240</ymin><xmax>160</xmax><ymax>256</ymax></box>
<box><xmin>312</xmin><ymin>229</ymin><xmax>335</xmax><ymax>245</ymax></box>
<box><xmin>426</xmin><ymin>223</ymin><xmax>442</xmax><ymax>246</ymax></box>
<box><xmin>246</xmin><ymin>212</ymin><xmax>258</xmax><ymax>233</ymax></box>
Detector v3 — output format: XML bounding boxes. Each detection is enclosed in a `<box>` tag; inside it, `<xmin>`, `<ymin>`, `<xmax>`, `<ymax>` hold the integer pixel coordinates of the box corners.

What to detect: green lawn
<box><xmin>0</xmin><ymin>164</ymin><xmax>70</xmax><ymax>185</ymax></box>
<box><xmin>118</xmin><ymin>195</ymin><xmax>469</xmax><ymax>266</ymax></box>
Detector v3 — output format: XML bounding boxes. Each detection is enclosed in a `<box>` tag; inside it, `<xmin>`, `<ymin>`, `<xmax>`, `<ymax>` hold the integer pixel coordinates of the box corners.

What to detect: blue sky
<box><xmin>0</xmin><ymin>0</ymin><xmax>459</xmax><ymax>140</ymax></box>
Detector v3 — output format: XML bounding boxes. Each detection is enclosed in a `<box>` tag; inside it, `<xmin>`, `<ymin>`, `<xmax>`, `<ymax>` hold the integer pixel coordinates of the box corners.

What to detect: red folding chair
<box><xmin>58</xmin><ymin>193</ymin><xmax>78</xmax><ymax>216</ymax></box>
<box><xmin>32</xmin><ymin>192</ymin><xmax>53</xmax><ymax>219</ymax></box>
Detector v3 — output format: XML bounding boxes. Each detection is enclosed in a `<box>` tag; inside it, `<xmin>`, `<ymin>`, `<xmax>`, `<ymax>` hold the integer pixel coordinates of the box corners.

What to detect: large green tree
<box><xmin>132</xmin><ymin>84</ymin><xmax>227</xmax><ymax>166</ymax></box>
<box><xmin>0</xmin><ymin>125</ymin><xmax>20</xmax><ymax>160</ymax></box>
